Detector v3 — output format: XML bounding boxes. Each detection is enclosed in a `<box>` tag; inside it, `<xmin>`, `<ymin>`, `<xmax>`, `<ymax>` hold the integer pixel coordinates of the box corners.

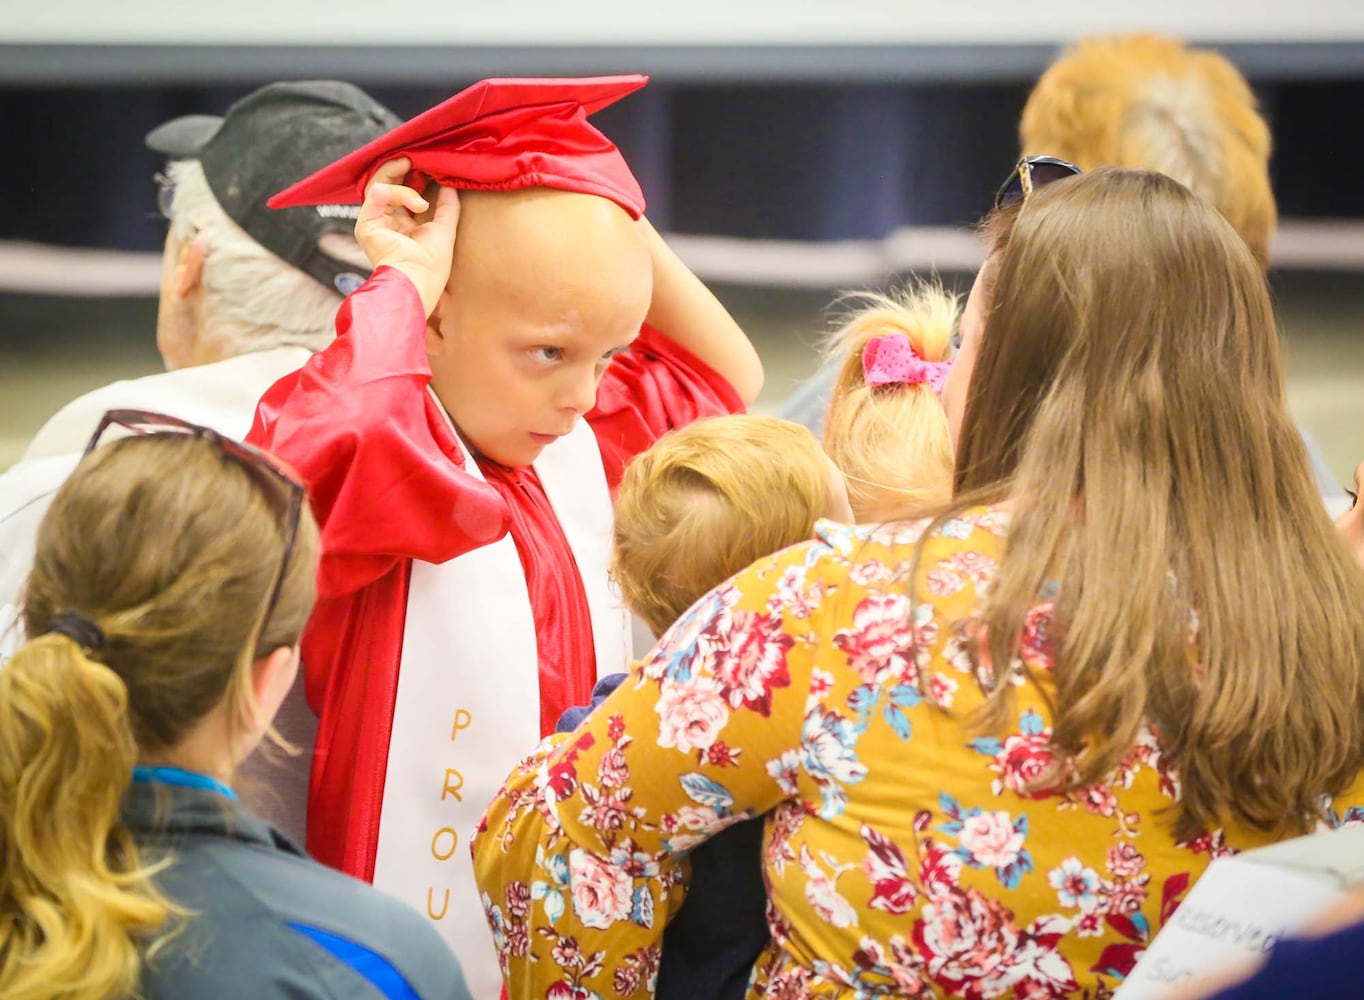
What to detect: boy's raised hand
<box><xmin>355</xmin><ymin>158</ymin><xmax>461</xmax><ymax>318</ymax></box>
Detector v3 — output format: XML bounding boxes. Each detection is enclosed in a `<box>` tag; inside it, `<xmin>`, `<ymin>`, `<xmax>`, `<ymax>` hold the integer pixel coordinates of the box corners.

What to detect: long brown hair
<box><xmin>947</xmin><ymin>167</ymin><xmax>1364</xmax><ymax>840</ymax></box>
<box><xmin>0</xmin><ymin>433</ymin><xmax>317</xmax><ymax>999</ymax></box>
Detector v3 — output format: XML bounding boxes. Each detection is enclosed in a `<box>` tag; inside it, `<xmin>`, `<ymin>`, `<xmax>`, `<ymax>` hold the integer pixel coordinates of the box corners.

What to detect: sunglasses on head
<box><xmin>995</xmin><ymin>155</ymin><xmax>1082</xmax><ymax>210</ymax></box>
<box><xmin>83</xmin><ymin>409</ymin><xmax>306</xmax><ymax>633</ymax></box>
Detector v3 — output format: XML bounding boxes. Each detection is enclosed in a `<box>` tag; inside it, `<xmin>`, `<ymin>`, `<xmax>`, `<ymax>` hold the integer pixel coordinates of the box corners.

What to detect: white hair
<box><xmin>166</xmin><ymin>159</ymin><xmax>361</xmax><ymax>357</ymax></box>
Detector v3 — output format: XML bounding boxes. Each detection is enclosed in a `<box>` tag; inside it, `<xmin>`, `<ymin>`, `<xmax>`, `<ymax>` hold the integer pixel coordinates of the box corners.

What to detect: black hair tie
<box><xmin>47</xmin><ymin>612</ymin><xmax>105</xmax><ymax>653</ymax></box>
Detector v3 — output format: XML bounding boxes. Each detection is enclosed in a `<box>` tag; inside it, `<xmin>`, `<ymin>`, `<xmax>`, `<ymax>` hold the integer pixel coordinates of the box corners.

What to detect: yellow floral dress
<box><xmin>471</xmin><ymin>510</ymin><xmax>1364</xmax><ymax>999</ymax></box>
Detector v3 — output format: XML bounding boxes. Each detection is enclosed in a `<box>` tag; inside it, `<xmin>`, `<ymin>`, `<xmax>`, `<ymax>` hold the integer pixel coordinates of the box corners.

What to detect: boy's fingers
<box><xmin>429</xmin><ymin>185</ymin><xmax>461</xmax><ymax>229</ymax></box>
<box><xmin>360</xmin><ymin>183</ymin><xmax>428</xmax><ymax>220</ymax></box>
<box><xmin>368</xmin><ymin>158</ymin><xmax>412</xmax><ymax>191</ymax></box>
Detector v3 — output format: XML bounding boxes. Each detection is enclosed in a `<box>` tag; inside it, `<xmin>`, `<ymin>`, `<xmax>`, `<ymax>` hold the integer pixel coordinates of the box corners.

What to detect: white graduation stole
<box><xmin>372</xmin><ymin>407</ymin><xmax>630</xmax><ymax>1000</ymax></box>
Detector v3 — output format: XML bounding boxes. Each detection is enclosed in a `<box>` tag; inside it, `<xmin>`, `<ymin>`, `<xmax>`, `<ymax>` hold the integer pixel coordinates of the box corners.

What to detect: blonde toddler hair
<box><xmin>822</xmin><ymin>284</ymin><xmax>957</xmax><ymax>523</ymax></box>
<box><xmin>613</xmin><ymin>415</ymin><xmax>838</xmax><ymax>637</ymax></box>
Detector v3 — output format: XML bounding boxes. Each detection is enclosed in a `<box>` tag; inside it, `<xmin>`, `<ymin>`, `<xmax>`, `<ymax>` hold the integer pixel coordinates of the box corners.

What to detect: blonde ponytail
<box><xmin>0</xmin><ymin>632</ymin><xmax>172</xmax><ymax>1000</ymax></box>
<box><xmin>822</xmin><ymin>283</ymin><xmax>958</xmax><ymax>523</ymax></box>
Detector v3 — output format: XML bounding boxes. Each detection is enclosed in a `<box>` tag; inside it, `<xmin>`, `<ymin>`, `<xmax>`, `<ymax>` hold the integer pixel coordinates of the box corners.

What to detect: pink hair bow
<box><xmin>861</xmin><ymin>333</ymin><xmax>951</xmax><ymax>396</ymax></box>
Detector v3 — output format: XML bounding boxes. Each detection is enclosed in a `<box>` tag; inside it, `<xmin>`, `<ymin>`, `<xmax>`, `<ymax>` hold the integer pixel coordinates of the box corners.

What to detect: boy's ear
<box><xmin>425</xmin><ymin>289</ymin><xmax>452</xmax><ymax>357</ymax></box>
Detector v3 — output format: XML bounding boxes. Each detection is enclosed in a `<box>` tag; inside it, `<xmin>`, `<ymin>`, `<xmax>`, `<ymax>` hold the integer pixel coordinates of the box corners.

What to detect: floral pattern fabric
<box><xmin>472</xmin><ymin>510</ymin><xmax>1364</xmax><ymax>999</ymax></box>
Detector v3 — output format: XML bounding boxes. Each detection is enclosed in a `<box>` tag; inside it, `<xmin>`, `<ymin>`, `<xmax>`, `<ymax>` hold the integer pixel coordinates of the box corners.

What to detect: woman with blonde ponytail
<box><xmin>0</xmin><ymin>411</ymin><xmax>470</xmax><ymax>1000</ymax></box>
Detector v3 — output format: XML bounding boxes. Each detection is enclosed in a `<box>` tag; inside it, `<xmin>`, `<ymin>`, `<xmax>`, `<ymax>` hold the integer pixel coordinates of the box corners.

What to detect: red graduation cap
<box><xmin>268</xmin><ymin>75</ymin><xmax>648</xmax><ymax>218</ymax></box>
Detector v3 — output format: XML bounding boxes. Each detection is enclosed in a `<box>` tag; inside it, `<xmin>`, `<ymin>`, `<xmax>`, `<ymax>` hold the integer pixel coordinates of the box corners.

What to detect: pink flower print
<box><xmin>1107</xmin><ymin>877</ymin><xmax>1150</xmax><ymax>916</ymax></box>
<box><xmin>551</xmin><ymin>936</ymin><xmax>581</xmax><ymax>968</ymax></box>
<box><xmin>861</xmin><ymin>823</ymin><xmax>919</xmax><ymax>915</ymax></box>
<box><xmin>545</xmin><ymin>731</ymin><xmax>595</xmax><ymax>802</ymax></box>
<box><xmin>568</xmin><ymin>849</ymin><xmax>634</xmax><ymax>930</ymax></box>
<box><xmin>997</xmin><ymin>734</ymin><xmax>1054</xmax><ymax>797</ymax></box>
<box><xmin>802</xmin><ymin>665</ymin><xmax>834</xmax><ymax>703</ymax></box>
<box><xmin>581</xmin><ymin>792</ymin><xmax>629</xmax><ymax>835</ymax></box>
<box><xmin>772</xmin><ymin>565</ymin><xmax>825</xmax><ymax>618</ymax></box>
<box><xmin>800</xmin><ymin>846</ymin><xmax>858</xmax><ymax>928</ymax></box>
<box><xmin>918</xmin><ymin>839</ymin><xmax>964</xmax><ymax>896</ymax></box>
<box><xmin>852</xmin><ymin>935</ymin><xmax>932</xmax><ymax>995</ymax></box>
<box><xmin>958</xmin><ymin>811</ymin><xmax>1025</xmax><ymax>870</ymax></box>
<box><xmin>1074</xmin><ymin>910</ymin><xmax>1104</xmax><ymax>938</ymax></box>
<box><xmin>766</xmin><ymin>804</ymin><xmax>805</xmax><ymax>877</ymax></box>
<box><xmin>925</xmin><ymin>565</ymin><xmax>966</xmax><ymax>597</ymax></box>
<box><xmin>868</xmin><ymin>517</ymin><xmax>932</xmax><ymax>547</ymax></box>
<box><xmin>1082</xmin><ymin>783</ymin><xmax>1118</xmax><ymax>818</ymax></box>
<box><xmin>912</xmin><ymin>885</ymin><xmax>1021</xmax><ymax>995</ymax></box>
<box><xmin>705</xmin><ymin>741</ymin><xmax>741</xmax><ymax>767</ymax></box>
<box><xmin>765</xmin><ymin>749</ymin><xmax>802</xmax><ymax>796</ymax></box>
<box><xmin>710</xmin><ymin>607</ymin><xmax>794</xmax><ymax>716</ymax></box>
<box><xmin>1019</xmin><ymin>600</ymin><xmax>1055</xmax><ymax>669</ymax></box>
<box><xmin>546</xmin><ymin>982</ymin><xmax>592</xmax><ymax>1000</ymax></box>
<box><xmin>937</xmin><ymin>550</ymin><xmax>998</xmax><ymax>588</ymax></box>
<box><xmin>1106</xmin><ymin>842</ymin><xmax>1147</xmax><ymax>879</ymax></box>
<box><xmin>833</xmin><ymin>592</ymin><xmax>915</xmax><ymax>686</ymax></box>
<box><xmin>850</xmin><ymin>558</ymin><xmax>896</xmax><ymax>587</ymax></box>
<box><xmin>928</xmin><ymin>672</ymin><xmax>958</xmax><ymax>707</ymax></box>
<box><xmin>655</xmin><ymin>677</ymin><xmax>729</xmax><ymax>754</ymax></box>
<box><xmin>505</xmin><ymin>881</ymin><xmax>531</xmax><ymax>919</ymax></box>
<box><xmin>597</xmin><ymin>746</ymin><xmax>629</xmax><ymax>789</ymax></box>
<box><xmin>1049</xmin><ymin>858</ymin><xmax>1102</xmax><ymax>911</ymax></box>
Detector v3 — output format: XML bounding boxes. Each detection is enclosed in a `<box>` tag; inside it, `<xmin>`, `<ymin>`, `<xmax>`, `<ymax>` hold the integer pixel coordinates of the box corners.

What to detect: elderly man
<box><xmin>0</xmin><ymin>80</ymin><xmax>400</xmax><ymax>845</ymax></box>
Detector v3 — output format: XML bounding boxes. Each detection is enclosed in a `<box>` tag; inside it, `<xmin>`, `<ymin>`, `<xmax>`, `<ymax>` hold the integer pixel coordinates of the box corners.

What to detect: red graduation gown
<box><xmin>248</xmin><ymin>267</ymin><xmax>742</xmax><ymax>880</ymax></box>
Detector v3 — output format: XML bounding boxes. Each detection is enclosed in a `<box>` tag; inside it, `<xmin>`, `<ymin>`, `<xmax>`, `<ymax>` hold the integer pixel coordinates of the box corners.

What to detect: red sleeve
<box><xmin>248</xmin><ymin>267</ymin><xmax>510</xmax><ymax>601</ymax></box>
<box><xmin>587</xmin><ymin>323</ymin><xmax>745</xmax><ymax>490</ymax></box>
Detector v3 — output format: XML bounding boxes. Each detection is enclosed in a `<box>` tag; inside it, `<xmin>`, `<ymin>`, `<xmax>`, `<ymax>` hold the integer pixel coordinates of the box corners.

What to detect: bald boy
<box><xmin>249</xmin><ymin>82</ymin><xmax>761</xmax><ymax>999</ymax></box>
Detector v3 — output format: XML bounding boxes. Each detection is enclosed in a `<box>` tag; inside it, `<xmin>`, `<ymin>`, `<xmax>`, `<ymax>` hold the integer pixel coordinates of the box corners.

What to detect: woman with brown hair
<box><xmin>473</xmin><ymin>166</ymin><xmax>1364</xmax><ymax>999</ymax></box>
<box><xmin>0</xmin><ymin>412</ymin><xmax>469</xmax><ymax>1000</ymax></box>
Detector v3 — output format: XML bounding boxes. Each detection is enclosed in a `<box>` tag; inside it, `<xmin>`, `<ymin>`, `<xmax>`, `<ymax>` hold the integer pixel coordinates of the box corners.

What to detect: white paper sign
<box><xmin>1118</xmin><ymin>824</ymin><xmax>1364</xmax><ymax>998</ymax></box>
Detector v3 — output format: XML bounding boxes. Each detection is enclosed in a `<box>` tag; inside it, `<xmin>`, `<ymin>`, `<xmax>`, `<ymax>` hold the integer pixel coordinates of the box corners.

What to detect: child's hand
<box><xmin>355</xmin><ymin>158</ymin><xmax>460</xmax><ymax>318</ymax></box>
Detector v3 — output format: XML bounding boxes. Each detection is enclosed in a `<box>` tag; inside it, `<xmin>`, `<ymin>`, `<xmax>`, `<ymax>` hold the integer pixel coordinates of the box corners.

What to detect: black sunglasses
<box><xmin>83</xmin><ymin>409</ymin><xmax>306</xmax><ymax>634</ymax></box>
<box><xmin>995</xmin><ymin>155</ymin><xmax>1082</xmax><ymax>210</ymax></box>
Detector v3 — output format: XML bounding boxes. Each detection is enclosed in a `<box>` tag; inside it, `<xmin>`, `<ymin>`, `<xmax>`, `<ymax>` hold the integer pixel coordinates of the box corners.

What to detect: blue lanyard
<box><xmin>132</xmin><ymin>765</ymin><xmax>238</xmax><ymax>802</ymax></box>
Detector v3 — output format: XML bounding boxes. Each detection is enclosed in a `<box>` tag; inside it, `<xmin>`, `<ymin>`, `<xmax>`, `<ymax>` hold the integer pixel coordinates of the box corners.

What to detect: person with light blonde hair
<box><xmin>474</xmin><ymin>166</ymin><xmax>1364</xmax><ymax>999</ymax></box>
<box><xmin>1019</xmin><ymin>33</ymin><xmax>1276</xmax><ymax>266</ymax></box>
<box><xmin>0</xmin><ymin>412</ymin><xmax>469</xmax><ymax>1000</ymax></box>
<box><xmin>558</xmin><ymin>413</ymin><xmax>850</xmax><ymax>999</ymax></box>
<box><xmin>613</xmin><ymin>414</ymin><xmax>852</xmax><ymax>639</ymax></box>
<box><xmin>821</xmin><ymin>284</ymin><xmax>956</xmax><ymax>523</ymax></box>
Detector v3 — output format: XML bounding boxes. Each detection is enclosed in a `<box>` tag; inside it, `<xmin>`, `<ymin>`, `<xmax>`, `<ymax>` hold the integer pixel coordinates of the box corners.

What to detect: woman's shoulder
<box><xmin>147</xmin><ymin>826</ymin><xmax>468</xmax><ymax>999</ymax></box>
<box><xmin>802</xmin><ymin>506</ymin><xmax>1010</xmax><ymax>576</ymax></box>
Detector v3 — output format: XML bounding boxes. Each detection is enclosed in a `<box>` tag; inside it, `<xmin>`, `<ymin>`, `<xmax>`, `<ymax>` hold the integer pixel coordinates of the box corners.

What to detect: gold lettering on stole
<box><xmin>431</xmin><ymin>826</ymin><xmax>459</xmax><ymax>861</ymax></box>
<box><xmin>427</xmin><ymin>886</ymin><xmax>451</xmax><ymax>920</ymax></box>
<box><xmin>442</xmin><ymin>767</ymin><xmax>465</xmax><ymax>802</ymax></box>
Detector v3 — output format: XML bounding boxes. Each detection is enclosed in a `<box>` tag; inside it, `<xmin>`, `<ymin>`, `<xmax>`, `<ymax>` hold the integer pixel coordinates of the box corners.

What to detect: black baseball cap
<box><xmin>145</xmin><ymin>80</ymin><xmax>402</xmax><ymax>296</ymax></box>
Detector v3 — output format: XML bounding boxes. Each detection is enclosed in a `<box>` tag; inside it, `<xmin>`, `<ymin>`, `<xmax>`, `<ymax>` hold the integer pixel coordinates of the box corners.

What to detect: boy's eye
<box><xmin>536</xmin><ymin>347</ymin><xmax>566</xmax><ymax>363</ymax></box>
<box><xmin>1348</xmin><ymin>488</ymin><xmax>1359</xmax><ymax>510</ymax></box>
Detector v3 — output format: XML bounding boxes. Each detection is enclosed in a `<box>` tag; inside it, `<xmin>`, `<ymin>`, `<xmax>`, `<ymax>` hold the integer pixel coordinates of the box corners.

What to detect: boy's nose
<box><xmin>560</xmin><ymin>367</ymin><xmax>599</xmax><ymax>416</ymax></box>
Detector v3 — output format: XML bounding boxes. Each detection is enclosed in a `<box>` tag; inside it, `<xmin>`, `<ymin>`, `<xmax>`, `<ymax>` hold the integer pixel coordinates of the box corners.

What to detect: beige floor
<box><xmin>1</xmin><ymin>272</ymin><xmax>1361</xmax><ymax>489</ymax></box>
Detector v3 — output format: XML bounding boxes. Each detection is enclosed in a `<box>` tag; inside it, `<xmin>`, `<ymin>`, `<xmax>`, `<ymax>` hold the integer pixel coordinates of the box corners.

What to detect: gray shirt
<box><xmin>125</xmin><ymin>781</ymin><xmax>472</xmax><ymax>1000</ymax></box>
